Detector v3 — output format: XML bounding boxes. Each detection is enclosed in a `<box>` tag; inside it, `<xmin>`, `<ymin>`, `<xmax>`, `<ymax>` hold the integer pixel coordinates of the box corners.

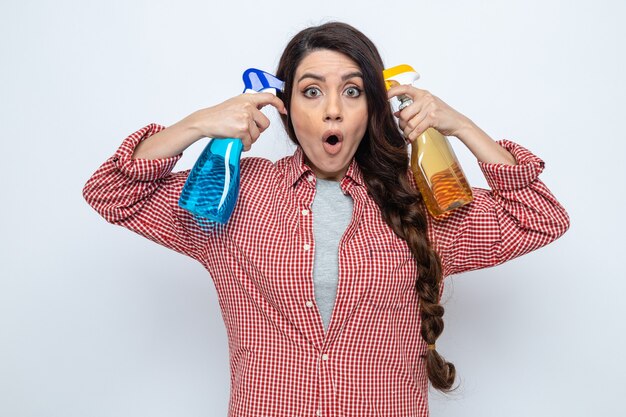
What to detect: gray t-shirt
<box><xmin>311</xmin><ymin>178</ymin><xmax>354</xmax><ymax>332</ymax></box>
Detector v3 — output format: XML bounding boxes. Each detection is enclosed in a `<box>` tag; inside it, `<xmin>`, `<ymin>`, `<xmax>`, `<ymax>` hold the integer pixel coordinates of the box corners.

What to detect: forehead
<box><xmin>295</xmin><ymin>49</ymin><xmax>361</xmax><ymax>76</ymax></box>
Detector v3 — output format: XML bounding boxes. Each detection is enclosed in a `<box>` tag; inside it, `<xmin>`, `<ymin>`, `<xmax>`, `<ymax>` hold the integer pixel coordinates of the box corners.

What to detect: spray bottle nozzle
<box><xmin>383</xmin><ymin>64</ymin><xmax>421</xmax><ymax>110</ymax></box>
<box><xmin>382</xmin><ymin>64</ymin><xmax>420</xmax><ymax>90</ymax></box>
<box><xmin>242</xmin><ymin>68</ymin><xmax>285</xmax><ymax>94</ymax></box>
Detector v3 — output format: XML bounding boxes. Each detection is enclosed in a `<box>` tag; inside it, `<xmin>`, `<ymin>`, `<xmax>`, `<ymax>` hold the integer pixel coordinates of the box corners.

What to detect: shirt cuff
<box><xmin>110</xmin><ymin>123</ymin><xmax>183</xmax><ymax>181</ymax></box>
<box><xmin>477</xmin><ymin>139</ymin><xmax>545</xmax><ymax>191</ymax></box>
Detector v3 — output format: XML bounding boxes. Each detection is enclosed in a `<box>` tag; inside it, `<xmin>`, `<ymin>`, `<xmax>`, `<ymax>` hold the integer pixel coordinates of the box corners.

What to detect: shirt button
<box><xmin>307</xmin><ymin>175</ymin><xmax>314</xmax><ymax>182</ymax></box>
<box><xmin>303</xmin><ymin>244</ymin><xmax>311</xmax><ymax>251</ymax></box>
<box><xmin>301</xmin><ymin>209</ymin><xmax>310</xmax><ymax>216</ymax></box>
<box><xmin>306</xmin><ymin>300</ymin><xmax>314</xmax><ymax>308</ymax></box>
<box><xmin>321</xmin><ymin>354</ymin><xmax>329</xmax><ymax>361</ymax></box>
<box><xmin>316</xmin><ymin>410</ymin><xmax>321</xmax><ymax>416</ymax></box>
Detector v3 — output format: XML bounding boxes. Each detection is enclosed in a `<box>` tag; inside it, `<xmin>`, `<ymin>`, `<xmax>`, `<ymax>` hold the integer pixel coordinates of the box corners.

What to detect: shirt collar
<box><xmin>285</xmin><ymin>147</ymin><xmax>365</xmax><ymax>188</ymax></box>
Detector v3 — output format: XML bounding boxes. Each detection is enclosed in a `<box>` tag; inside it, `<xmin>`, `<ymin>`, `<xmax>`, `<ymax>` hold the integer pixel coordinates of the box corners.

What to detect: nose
<box><xmin>324</xmin><ymin>93</ymin><xmax>343</xmax><ymax>122</ymax></box>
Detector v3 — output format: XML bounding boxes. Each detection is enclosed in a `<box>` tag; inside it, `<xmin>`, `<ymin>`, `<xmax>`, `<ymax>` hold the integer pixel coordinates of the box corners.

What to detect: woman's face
<box><xmin>289</xmin><ymin>49</ymin><xmax>368</xmax><ymax>181</ymax></box>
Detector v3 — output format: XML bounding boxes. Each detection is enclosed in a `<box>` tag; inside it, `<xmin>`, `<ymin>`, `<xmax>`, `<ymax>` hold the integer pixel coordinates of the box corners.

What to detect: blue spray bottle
<box><xmin>178</xmin><ymin>68</ymin><xmax>284</xmax><ymax>224</ymax></box>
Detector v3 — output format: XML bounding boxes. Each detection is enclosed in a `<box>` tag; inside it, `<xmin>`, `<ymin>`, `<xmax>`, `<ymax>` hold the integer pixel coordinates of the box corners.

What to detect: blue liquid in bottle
<box><xmin>178</xmin><ymin>68</ymin><xmax>284</xmax><ymax>224</ymax></box>
<box><xmin>178</xmin><ymin>138</ymin><xmax>243</xmax><ymax>224</ymax></box>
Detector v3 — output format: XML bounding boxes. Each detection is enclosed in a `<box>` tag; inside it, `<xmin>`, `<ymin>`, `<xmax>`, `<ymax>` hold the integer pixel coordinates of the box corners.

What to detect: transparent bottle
<box><xmin>178</xmin><ymin>69</ymin><xmax>284</xmax><ymax>224</ymax></box>
<box><xmin>383</xmin><ymin>64</ymin><xmax>473</xmax><ymax>218</ymax></box>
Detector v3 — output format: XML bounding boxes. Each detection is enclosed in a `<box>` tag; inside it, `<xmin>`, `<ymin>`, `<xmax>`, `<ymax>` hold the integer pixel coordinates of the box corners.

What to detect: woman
<box><xmin>83</xmin><ymin>21</ymin><xmax>569</xmax><ymax>417</ymax></box>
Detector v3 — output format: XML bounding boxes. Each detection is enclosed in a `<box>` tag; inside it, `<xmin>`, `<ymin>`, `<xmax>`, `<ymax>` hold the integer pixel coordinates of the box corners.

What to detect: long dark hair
<box><xmin>276</xmin><ymin>21</ymin><xmax>456</xmax><ymax>392</ymax></box>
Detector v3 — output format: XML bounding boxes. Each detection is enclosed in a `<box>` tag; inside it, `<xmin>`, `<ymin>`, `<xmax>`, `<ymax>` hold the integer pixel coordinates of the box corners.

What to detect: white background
<box><xmin>1</xmin><ymin>1</ymin><xmax>624</xmax><ymax>416</ymax></box>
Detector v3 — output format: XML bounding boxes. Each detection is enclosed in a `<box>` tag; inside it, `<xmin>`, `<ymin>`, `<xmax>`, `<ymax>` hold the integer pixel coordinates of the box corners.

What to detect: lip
<box><xmin>322</xmin><ymin>130</ymin><xmax>344</xmax><ymax>143</ymax></box>
<box><xmin>322</xmin><ymin>130</ymin><xmax>344</xmax><ymax>156</ymax></box>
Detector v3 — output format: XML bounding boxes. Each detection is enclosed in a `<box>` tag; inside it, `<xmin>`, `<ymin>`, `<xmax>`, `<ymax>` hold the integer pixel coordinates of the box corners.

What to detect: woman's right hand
<box><xmin>131</xmin><ymin>93</ymin><xmax>287</xmax><ymax>160</ymax></box>
<box><xmin>185</xmin><ymin>93</ymin><xmax>288</xmax><ymax>151</ymax></box>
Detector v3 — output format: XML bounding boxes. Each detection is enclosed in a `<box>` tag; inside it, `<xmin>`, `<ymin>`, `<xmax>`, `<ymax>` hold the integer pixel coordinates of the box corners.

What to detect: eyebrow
<box><xmin>297</xmin><ymin>71</ymin><xmax>363</xmax><ymax>83</ymax></box>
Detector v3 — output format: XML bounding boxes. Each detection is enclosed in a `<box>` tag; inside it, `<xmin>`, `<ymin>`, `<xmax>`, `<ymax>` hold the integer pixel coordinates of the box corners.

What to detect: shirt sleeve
<box><xmin>423</xmin><ymin>139</ymin><xmax>571</xmax><ymax>278</ymax></box>
<box><xmin>82</xmin><ymin>123</ymin><xmax>214</xmax><ymax>263</ymax></box>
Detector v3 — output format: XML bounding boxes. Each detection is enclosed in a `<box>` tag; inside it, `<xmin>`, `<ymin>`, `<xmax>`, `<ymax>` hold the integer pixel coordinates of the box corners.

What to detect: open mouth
<box><xmin>322</xmin><ymin>131</ymin><xmax>343</xmax><ymax>155</ymax></box>
<box><xmin>323</xmin><ymin>130</ymin><xmax>343</xmax><ymax>144</ymax></box>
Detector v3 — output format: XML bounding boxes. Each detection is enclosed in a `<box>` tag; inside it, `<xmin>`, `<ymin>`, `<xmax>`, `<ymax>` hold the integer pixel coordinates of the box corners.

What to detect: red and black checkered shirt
<box><xmin>83</xmin><ymin>123</ymin><xmax>570</xmax><ymax>417</ymax></box>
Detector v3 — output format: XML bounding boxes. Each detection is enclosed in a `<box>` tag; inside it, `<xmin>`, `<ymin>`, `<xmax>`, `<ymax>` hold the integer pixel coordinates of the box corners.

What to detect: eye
<box><xmin>345</xmin><ymin>86</ymin><xmax>362</xmax><ymax>98</ymax></box>
<box><xmin>303</xmin><ymin>87</ymin><xmax>322</xmax><ymax>98</ymax></box>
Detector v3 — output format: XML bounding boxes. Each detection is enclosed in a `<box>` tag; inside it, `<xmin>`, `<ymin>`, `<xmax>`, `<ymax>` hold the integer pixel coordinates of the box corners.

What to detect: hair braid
<box><xmin>357</xmin><ymin>136</ymin><xmax>456</xmax><ymax>392</ymax></box>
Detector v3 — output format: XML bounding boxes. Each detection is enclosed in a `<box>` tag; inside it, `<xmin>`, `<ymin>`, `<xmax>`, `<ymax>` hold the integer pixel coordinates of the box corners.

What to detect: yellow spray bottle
<box><xmin>383</xmin><ymin>64</ymin><xmax>473</xmax><ymax>218</ymax></box>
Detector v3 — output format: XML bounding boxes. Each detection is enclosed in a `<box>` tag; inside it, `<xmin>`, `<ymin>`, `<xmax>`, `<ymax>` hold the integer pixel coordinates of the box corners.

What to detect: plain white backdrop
<box><xmin>1</xmin><ymin>0</ymin><xmax>624</xmax><ymax>416</ymax></box>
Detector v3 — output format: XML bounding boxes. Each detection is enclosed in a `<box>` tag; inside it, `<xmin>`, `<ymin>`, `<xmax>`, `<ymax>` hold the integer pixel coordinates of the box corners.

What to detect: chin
<box><xmin>322</xmin><ymin>165</ymin><xmax>348</xmax><ymax>179</ymax></box>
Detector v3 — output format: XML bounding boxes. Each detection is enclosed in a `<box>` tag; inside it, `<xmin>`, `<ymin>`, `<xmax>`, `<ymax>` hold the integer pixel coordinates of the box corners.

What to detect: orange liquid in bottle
<box><xmin>410</xmin><ymin>128</ymin><xmax>473</xmax><ymax>218</ymax></box>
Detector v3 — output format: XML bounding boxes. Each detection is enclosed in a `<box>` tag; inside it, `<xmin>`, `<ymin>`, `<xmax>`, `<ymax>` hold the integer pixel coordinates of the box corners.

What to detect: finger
<box><xmin>236</xmin><ymin>117</ymin><xmax>253</xmax><ymax>151</ymax></box>
<box><xmin>407</xmin><ymin>119</ymin><xmax>429</xmax><ymax>142</ymax></box>
<box><xmin>247</xmin><ymin>118</ymin><xmax>261</xmax><ymax>147</ymax></box>
<box><xmin>393</xmin><ymin>94</ymin><xmax>426</xmax><ymax>132</ymax></box>
<box><xmin>395</xmin><ymin>101</ymin><xmax>423</xmax><ymax>131</ymax></box>
<box><xmin>251</xmin><ymin>109</ymin><xmax>271</xmax><ymax>133</ymax></box>
<box><xmin>403</xmin><ymin>111</ymin><xmax>428</xmax><ymax>138</ymax></box>
<box><xmin>399</xmin><ymin>99</ymin><xmax>424</xmax><ymax>122</ymax></box>
<box><xmin>241</xmin><ymin>134</ymin><xmax>252</xmax><ymax>151</ymax></box>
<box><xmin>387</xmin><ymin>84</ymin><xmax>428</xmax><ymax>100</ymax></box>
<box><xmin>250</xmin><ymin>93</ymin><xmax>288</xmax><ymax>115</ymax></box>
<box><xmin>399</xmin><ymin>101</ymin><xmax>426</xmax><ymax>131</ymax></box>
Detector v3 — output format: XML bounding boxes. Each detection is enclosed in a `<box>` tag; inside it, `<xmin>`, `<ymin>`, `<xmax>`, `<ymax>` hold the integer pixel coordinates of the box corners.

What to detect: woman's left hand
<box><xmin>387</xmin><ymin>85</ymin><xmax>471</xmax><ymax>142</ymax></box>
